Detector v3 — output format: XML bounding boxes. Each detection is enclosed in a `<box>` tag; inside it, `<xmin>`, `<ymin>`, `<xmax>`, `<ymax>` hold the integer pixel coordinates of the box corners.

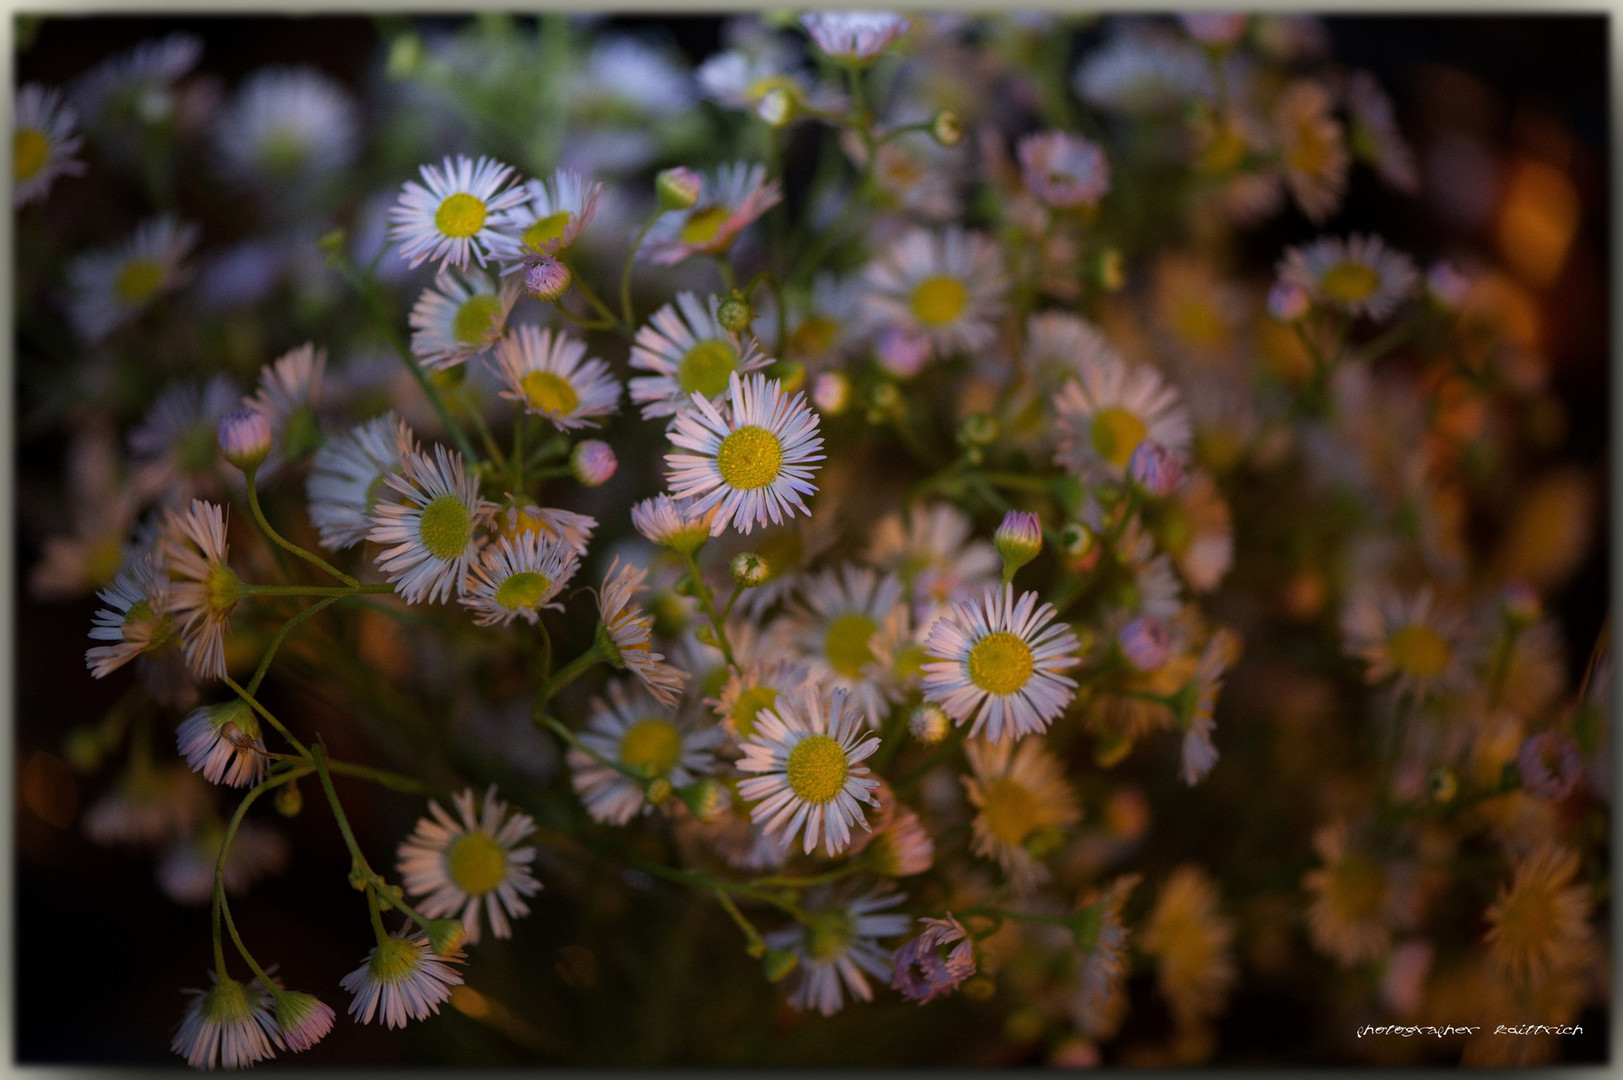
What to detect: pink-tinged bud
<box><xmin>812</xmin><ymin>371</ymin><xmax>849</xmax><ymax>414</ymax></box>
<box><xmin>994</xmin><ymin>510</ymin><xmax>1043</xmax><ymax>580</ymax></box>
<box><xmin>1517</xmin><ymin>730</ymin><xmax>1582</xmax><ymax>801</ymax></box>
<box><xmin>1502</xmin><ymin>581</ymin><xmax>1541</xmax><ymax>624</ymax></box>
<box><xmin>524</xmin><ymin>254</ymin><xmax>571</xmax><ymax>301</ymax></box>
<box><xmin>1268</xmin><ymin>281</ymin><xmax>1310</xmax><ymax>322</ymax></box>
<box><xmin>655</xmin><ymin>166</ymin><xmax>702</xmax><ymax>211</ymax></box>
<box><xmin>570</xmin><ymin>440</ymin><xmax>617</xmax><ymax>487</ymax></box>
<box><xmin>909</xmin><ymin>703</ymin><xmax>950</xmax><ymax>744</ymax></box>
<box><xmin>1127</xmin><ymin>440</ymin><xmax>1185</xmax><ymax>497</ymax></box>
<box><xmin>218</xmin><ymin>407</ymin><xmax>273</xmax><ymax>472</ymax></box>
<box><xmin>1179</xmin><ymin>12</ymin><xmax>1249</xmax><ymax>47</ymax></box>
<box><xmin>932</xmin><ymin>110</ymin><xmax>963</xmax><ymax>147</ymax></box>
<box><xmin>1426</xmin><ymin>261</ymin><xmax>1471</xmax><ymax>309</ymax></box>
<box><xmin>1118</xmin><ymin>615</ymin><xmax>1172</xmax><ymax>671</ymax></box>
<box><xmin>876</xmin><ymin>325</ymin><xmax>932</xmax><ymax>378</ymax></box>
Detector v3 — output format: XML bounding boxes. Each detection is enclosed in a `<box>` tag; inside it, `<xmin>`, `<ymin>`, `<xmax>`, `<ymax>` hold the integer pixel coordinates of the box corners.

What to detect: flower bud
<box><xmin>909</xmin><ymin>703</ymin><xmax>950</xmax><ymax>745</ymax></box>
<box><xmin>813</xmin><ymin>371</ymin><xmax>850</xmax><ymax>414</ymax></box>
<box><xmin>523</xmin><ymin>254</ymin><xmax>571</xmax><ymax>301</ymax></box>
<box><xmin>1502</xmin><ymin>581</ymin><xmax>1541</xmax><ymax>624</ymax></box>
<box><xmin>645</xmin><ymin>777</ymin><xmax>674</xmax><ymax>806</ymax></box>
<box><xmin>1118</xmin><ymin>614</ymin><xmax>1171</xmax><ymax>672</ymax></box>
<box><xmin>218</xmin><ymin>407</ymin><xmax>273</xmax><ymax>472</ymax></box>
<box><xmin>275</xmin><ymin>780</ymin><xmax>303</xmax><ymax>817</ymax></box>
<box><xmin>730</xmin><ymin>552</ymin><xmax>770</xmax><ymax>587</ymax></box>
<box><xmin>1126</xmin><ymin>440</ymin><xmax>1185</xmax><ymax>497</ymax></box>
<box><xmin>1061</xmin><ymin>521</ymin><xmax>1098</xmax><ymax>569</ymax></box>
<box><xmin>995</xmin><ymin>510</ymin><xmax>1043</xmax><ymax>581</ymax></box>
<box><xmin>676</xmin><ymin>778</ymin><xmax>729</xmax><ymax>822</ymax></box>
<box><xmin>655</xmin><ymin>166</ymin><xmax>702</xmax><ymax>211</ymax></box>
<box><xmin>957</xmin><ymin>413</ymin><xmax>999</xmax><ymax>448</ymax></box>
<box><xmin>756</xmin><ymin>86</ymin><xmax>795</xmax><ymax>127</ymax></box>
<box><xmin>876</xmin><ymin>325</ymin><xmax>931</xmax><ymax>378</ymax></box>
<box><xmin>425</xmin><ymin>918</ymin><xmax>468</xmax><ymax>956</ymax></box>
<box><xmin>763</xmin><ymin>948</ymin><xmax>799</xmax><ymax>982</ymax></box>
<box><xmin>1267</xmin><ymin>281</ymin><xmax>1310</xmax><ymax>322</ymax></box>
<box><xmin>1092</xmin><ymin>248</ymin><xmax>1125</xmax><ymax>292</ymax></box>
<box><xmin>570</xmin><ymin>440</ymin><xmax>617</xmax><ymax>487</ymax></box>
<box><xmin>716</xmin><ymin>289</ymin><xmax>754</xmax><ymax>333</ymax></box>
<box><xmin>931</xmin><ymin>110</ymin><xmax>963</xmax><ymax>147</ymax></box>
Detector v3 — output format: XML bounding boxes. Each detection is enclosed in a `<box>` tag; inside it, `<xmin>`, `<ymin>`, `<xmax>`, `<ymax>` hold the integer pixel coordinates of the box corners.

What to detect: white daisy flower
<box><xmin>247</xmin><ymin>342</ymin><xmax>326</xmax><ymax>473</ymax></box>
<box><xmin>408</xmin><ymin>267</ymin><xmax>520</xmax><ymax>371</ymax></box>
<box><xmin>764</xmin><ymin>888</ymin><xmax>911</xmax><ymax>1016</ymax></box>
<box><xmin>1072</xmin><ymin>31</ymin><xmax>1213</xmax><ymax>115</ymax></box>
<box><xmin>306</xmin><ymin>412</ymin><xmax>415</xmax><ymax>550</ymax></box>
<box><xmin>860</xmin><ymin>226</ymin><xmax>1009</xmax><ymax>361</ymax></box>
<box><xmin>171</xmin><ymin>973</ymin><xmax>281</xmax><ymax>1070</ymax></box>
<box><xmin>388</xmin><ymin>155</ymin><xmax>527</xmax><ymax>271</ymax></box>
<box><xmin>488</xmin><ymin>324</ymin><xmax>620</xmax><ymax>431</ymax></box>
<box><xmin>568</xmin><ymin>680</ymin><xmax>724</xmax><ymax>825</ymax></box>
<box><xmin>792</xmin><ymin>564</ymin><xmax>908</xmax><ymax>726</ymax></box>
<box><xmin>1346</xmin><ymin>70</ymin><xmax>1418</xmax><ymax>194</ymax></box>
<box><xmin>800</xmin><ymin>11</ymin><xmax>911</xmax><ymax>62</ymax></box>
<box><xmin>127</xmin><ymin>375</ymin><xmax>241</xmax><ymax>505</ymax></box>
<box><xmin>922</xmin><ymin>583</ymin><xmax>1081</xmax><ymax>744</ymax></box>
<box><xmin>13</xmin><ymin>84</ymin><xmax>84</xmax><ymax>206</ymax></box>
<box><xmin>488</xmin><ymin>168</ymin><xmax>602</xmax><ymax>264</ymax></box>
<box><xmin>340</xmin><ymin>931</ymin><xmax>464</xmax><ymax>1029</ymax></box>
<box><xmin>737</xmin><ymin>685</ymin><xmax>882</xmax><ymax>856</ymax></box>
<box><xmin>71</xmin><ymin>32</ymin><xmax>201</xmax><ymax>132</ymax></box>
<box><xmin>1278</xmin><ymin>234</ymin><xmax>1420</xmax><ymax>322</ymax></box>
<box><xmin>640</xmin><ymin>162</ymin><xmax>782</xmax><ymax>266</ymax></box>
<box><xmin>629</xmin><ymin>292</ymin><xmax>772</xmax><ymax>422</ymax></box>
<box><xmin>665</xmin><ymin>372</ymin><xmax>825</xmax><ymax>537</ymax></box>
<box><xmin>630</xmin><ymin>493</ymin><xmax>716</xmax><ymax>555</ymax></box>
<box><xmin>396</xmin><ymin>786</ymin><xmax>541</xmax><ymax>945</ymax></box>
<box><xmin>1052</xmin><ymin>349</ymin><xmax>1191</xmax><ymax>482</ymax></box>
<box><xmin>272</xmin><ymin>992</ymin><xmax>336</xmax><ymax>1055</ymax></box>
<box><xmin>1274</xmin><ymin>78</ymin><xmax>1349</xmax><ymax>225</ymax></box>
<box><xmin>866</xmin><ymin>502</ymin><xmax>1000</xmax><ymax>629</ymax></box>
<box><xmin>367</xmin><ymin>445</ymin><xmax>494</xmax><ymax>605</ymax></box>
<box><xmin>212</xmin><ymin>66</ymin><xmax>358</xmax><ymax>197</ymax></box>
<box><xmin>159</xmin><ymin>500</ymin><xmax>239</xmax><ymax>681</ymax></box>
<box><xmin>1018</xmin><ymin>131</ymin><xmax>1111</xmax><ymax>210</ymax></box>
<box><xmin>501</xmin><ymin>503</ymin><xmax>597</xmax><ymax>557</ymax></box>
<box><xmin>597</xmin><ymin>557</ymin><xmax>687</xmax><ymax>707</ymax></box>
<box><xmin>711</xmin><ymin>655</ymin><xmax>812</xmax><ymax>741</ymax></box>
<box><xmin>783</xmin><ymin>272</ymin><xmax>864</xmax><ymax>366</ymax></box>
<box><xmin>175</xmin><ymin>700</ymin><xmax>266</xmax><ymax>788</ymax></box>
<box><xmin>86</xmin><ymin>551</ymin><xmax>176</xmax><ymax>678</ymax></box>
<box><xmin>66</xmin><ymin>216</ymin><xmax>199</xmax><ymax>341</ymax></box>
<box><xmin>1341</xmin><ymin>584</ymin><xmax>1471</xmax><ymax>700</ymax></box>
<box><xmin>459</xmin><ymin>530</ymin><xmax>579</xmax><ymax>627</ymax></box>
<box><xmin>962</xmin><ymin>737</ymin><xmax>1080</xmax><ymax>889</ymax></box>
<box><xmin>696</xmin><ymin>47</ymin><xmax>845</xmax><ymax>122</ymax></box>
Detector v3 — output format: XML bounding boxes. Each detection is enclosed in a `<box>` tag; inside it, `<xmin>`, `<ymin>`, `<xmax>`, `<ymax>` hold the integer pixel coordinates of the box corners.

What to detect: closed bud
<box><xmin>756</xmin><ymin>86</ymin><xmax>795</xmax><ymax>128</ymax></box>
<box><xmin>1267</xmin><ymin>281</ymin><xmax>1310</xmax><ymax>322</ymax></box>
<box><xmin>932</xmin><ymin>110</ymin><xmax>963</xmax><ymax>147</ymax></box>
<box><xmin>218</xmin><ymin>407</ymin><xmax>273</xmax><ymax>472</ymax></box>
<box><xmin>425</xmin><ymin>918</ymin><xmax>467</xmax><ymax>956</ymax></box>
<box><xmin>909</xmin><ymin>703</ymin><xmax>950</xmax><ymax>745</ymax></box>
<box><xmin>275</xmin><ymin>780</ymin><xmax>303</xmax><ymax>817</ymax></box>
<box><xmin>995</xmin><ymin>510</ymin><xmax>1043</xmax><ymax>582</ymax></box>
<box><xmin>645</xmin><ymin>777</ymin><xmax>674</xmax><ymax>806</ymax></box>
<box><xmin>1126</xmin><ymin>439</ymin><xmax>1185</xmax><ymax>497</ymax></box>
<box><xmin>1118</xmin><ymin>615</ymin><xmax>1172</xmax><ymax>672</ymax></box>
<box><xmin>676</xmin><ymin>778</ymin><xmax>728</xmax><ymax>822</ymax></box>
<box><xmin>655</xmin><ymin>166</ymin><xmax>702</xmax><ymax>211</ymax></box>
<box><xmin>763</xmin><ymin>948</ymin><xmax>799</xmax><ymax>982</ymax></box>
<box><xmin>524</xmin><ymin>254</ymin><xmax>571</xmax><ymax>301</ymax></box>
<box><xmin>570</xmin><ymin>440</ymin><xmax>617</xmax><ymax>487</ymax></box>
<box><xmin>813</xmin><ymin>371</ymin><xmax>849</xmax><ymax>414</ymax></box>
<box><xmin>731</xmin><ymin>552</ymin><xmax>770</xmax><ymax>587</ymax></box>
<box><xmin>1092</xmin><ymin>248</ymin><xmax>1125</xmax><ymax>292</ymax></box>
<box><xmin>716</xmin><ymin>289</ymin><xmax>753</xmax><ymax>332</ymax></box>
<box><xmin>957</xmin><ymin>413</ymin><xmax>999</xmax><ymax>448</ymax></box>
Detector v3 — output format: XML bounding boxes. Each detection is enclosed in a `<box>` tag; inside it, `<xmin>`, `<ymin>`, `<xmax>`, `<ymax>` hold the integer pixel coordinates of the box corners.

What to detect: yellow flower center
<box><xmin>1320</xmin><ymin>261</ymin><xmax>1380</xmax><ymax>303</ymax></box>
<box><xmin>257</xmin><ymin>126</ymin><xmax>307</xmax><ymax>176</ymax></box>
<box><xmin>715</xmin><ymin>425</ymin><xmax>783</xmax><ymax>490</ymax></box>
<box><xmin>418</xmin><ymin>493</ymin><xmax>472</xmax><ymax>561</ymax></box>
<box><xmin>435</xmin><ymin>192</ymin><xmax>488</xmax><ymax>238</ymax></box>
<box><xmin>678</xmin><ymin>205</ymin><xmax>731</xmax><ymax>247</ymax></box>
<box><xmin>521</xmin><ymin>370</ymin><xmax>581</xmax><ymax>416</ymax></box>
<box><xmin>445</xmin><ymin>831</ymin><xmax>508</xmax><ymax>896</ymax></box>
<box><xmin>86</xmin><ymin>534</ymin><xmax>126</xmax><ymax>588</ymax></box>
<box><xmin>1387</xmin><ymin>624</ymin><xmax>1450</xmax><ymax>679</ymax></box>
<box><xmin>1286</xmin><ymin>124</ymin><xmax>1337</xmax><ymax>178</ymax></box>
<box><xmin>892</xmin><ymin>640</ymin><xmax>929</xmax><ymax>683</ymax></box>
<box><xmin>205</xmin><ymin>563</ymin><xmax>242</xmax><ymax>616</ymax></box>
<box><xmin>791</xmin><ymin>315</ymin><xmax>837</xmax><ymax>357</ymax></box>
<box><xmin>785</xmin><ymin>733</ymin><xmax>849</xmax><ymax>804</ymax></box>
<box><xmin>805</xmin><ymin>908</ymin><xmax>854</xmax><ymax>961</ymax></box>
<box><xmin>114</xmin><ymin>258</ymin><xmax>165</xmax><ymax>304</ymax></box>
<box><xmin>1090</xmin><ymin>406</ymin><xmax>1147</xmax><ymax>468</ymax></box>
<box><xmin>14</xmin><ymin>127</ymin><xmax>49</xmax><ymax>181</ymax></box>
<box><xmin>968</xmin><ymin>631</ymin><xmax>1035</xmax><ymax>695</ymax></box>
<box><xmin>1154</xmin><ymin>503</ymin><xmax>1193</xmax><ymax>556</ymax></box>
<box><xmin>910</xmin><ymin>275</ymin><xmax>968</xmax><ymax>327</ymax></box>
<box><xmin>1196</xmin><ymin>121</ymin><xmax>1246</xmax><ymax>175</ymax></box>
<box><xmin>677</xmin><ymin>338</ymin><xmax>739</xmax><ymax>398</ymax></box>
<box><xmin>1329</xmin><ymin>851</ymin><xmax>1385</xmax><ymax>921</ymax></box>
<box><xmin>1491</xmin><ymin>880</ymin><xmax>1561</xmax><ymax>962</ymax></box>
<box><xmin>729</xmin><ymin>685</ymin><xmax>779</xmax><ymax>740</ymax></box>
<box><xmin>982</xmin><ymin>777</ymin><xmax>1039</xmax><ymax>847</ymax></box>
<box><xmin>824</xmin><ymin>612</ymin><xmax>878</xmax><ymax>680</ymax></box>
<box><xmin>452</xmin><ymin>294</ymin><xmax>503</xmax><ymax>345</ymax></box>
<box><xmin>523</xmin><ymin>210</ymin><xmax>572</xmax><ymax>251</ymax></box>
<box><xmin>493</xmin><ymin>570</ymin><xmax>552</xmax><ymax>611</ymax></box>
<box><xmin>369</xmin><ymin>935</ymin><xmax>424</xmax><ymax>984</ymax></box>
<box><xmin>747</xmin><ymin>75</ymin><xmax>801</xmax><ymax>104</ymax></box>
<box><xmin>619</xmin><ymin>718</ymin><xmax>683</xmax><ymax>778</ymax></box>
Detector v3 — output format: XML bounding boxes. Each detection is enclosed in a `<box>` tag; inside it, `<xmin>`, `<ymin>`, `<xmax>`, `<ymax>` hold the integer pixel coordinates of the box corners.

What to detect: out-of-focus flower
<box><xmin>67</xmin><ymin>216</ymin><xmax>198</xmax><ymax>341</ymax></box>
<box><xmin>213</xmin><ymin>66</ymin><xmax>358</xmax><ymax>197</ymax></box>
<box><xmin>860</xmin><ymin>226</ymin><xmax>1009</xmax><ymax>361</ymax></box>
<box><xmin>640</xmin><ymin>162</ymin><xmax>781</xmax><ymax>265</ymax></box>
<box><xmin>962</xmin><ymin>737</ymin><xmax>1080</xmax><ymax>889</ymax></box>
<box><xmin>800</xmin><ymin>11</ymin><xmax>911</xmax><ymax>63</ymax></box>
<box><xmin>568</xmin><ymin>681</ymin><xmax>722</xmax><ymax>825</ymax></box>
<box><xmin>13</xmin><ymin>84</ymin><xmax>84</xmax><ymax>206</ymax></box>
<box><xmin>1053</xmin><ymin>349</ymin><xmax>1191</xmax><ymax>483</ymax></box>
<box><xmin>891</xmin><ymin>913</ymin><xmax>975</xmax><ymax>1002</ymax></box>
<box><xmin>306</xmin><ymin>412</ymin><xmax>414</xmax><ymax>551</ymax></box>
<box><xmin>409</xmin><ymin>268</ymin><xmax>519</xmax><ymax>371</ymax></box>
<box><xmin>1484</xmin><ymin>843</ymin><xmax>1594</xmax><ymax>985</ymax></box>
<box><xmin>1140</xmin><ymin>865</ymin><xmax>1237</xmax><ymax>1027</ymax></box>
<box><xmin>489</xmin><ymin>325</ymin><xmax>621</xmax><ymax>431</ymax></box>
<box><xmin>765</xmin><ymin>888</ymin><xmax>910</xmax><ymax>1015</ymax></box>
<box><xmin>1274</xmin><ymin>79</ymin><xmax>1348</xmax><ymax>224</ymax></box>
<box><xmin>1278</xmin><ymin>234</ymin><xmax>1419</xmax><ymax>322</ymax></box>
<box><xmin>1018</xmin><ymin>131</ymin><xmax>1110</xmax><ymax>210</ymax></box>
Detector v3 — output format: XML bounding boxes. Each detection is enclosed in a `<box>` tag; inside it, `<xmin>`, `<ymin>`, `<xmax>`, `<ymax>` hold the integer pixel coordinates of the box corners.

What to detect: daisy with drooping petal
<box><xmin>962</xmin><ymin>737</ymin><xmax>1080</xmax><ymax>889</ymax></box>
<box><xmin>86</xmin><ymin>552</ymin><xmax>177</xmax><ymax>679</ymax></box>
<box><xmin>791</xmin><ymin>564</ymin><xmax>908</xmax><ymax>726</ymax></box>
<box><xmin>860</xmin><ymin>226</ymin><xmax>1009</xmax><ymax>360</ymax></box>
<box><xmin>631</xmin><ymin>493</ymin><xmax>716</xmax><ymax>555</ymax></box>
<box><xmin>501</xmin><ymin>503</ymin><xmax>597</xmax><ymax>557</ymax></box>
<box><xmin>459</xmin><ymin>530</ymin><xmax>579</xmax><ymax>627</ymax></box>
<box><xmin>629</xmin><ymin>292</ymin><xmax>771</xmax><ymax>421</ymax></box>
<box><xmin>891</xmin><ymin>913</ymin><xmax>976</xmax><ymax>1003</ymax></box>
<box><xmin>409</xmin><ymin>267</ymin><xmax>520</xmax><ymax>371</ymax></box>
<box><xmin>765</xmin><ymin>888</ymin><xmax>910</xmax><ymax>1016</ymax></box>
<box><xmin>597</xmin><ymin>557</ymin><xmax>687</xmax><ymax>707</ymax></box>
<box><xmin>1278</xmin><ymin>234</ymin><xmax>1419</xmax><ymax>322</ymax></box>
<box><xmin>489</xmin><ymin>324</ymin><xmax>621</xmax><ymax>431</ymax></box>
<box><xmin>67</xmin><ymin>216</ymin><xmax>199</xmax><ymax>342</ymax></box>
<box><xmin>1302</xmin><ymin>821</ymin><xmax>1409</xmax><ymax>967</ymax></box>
<box><xmin>737</xmin><ymin>685</ymin><xmax>882</xmax><ymax>856</ymax></box>
<box><xmin>800</xmin><ymin>11</ymin><xmax>911</xmax><ymax>63</ymax></box>
<box><xmin>489</xmin><ymin>168</ymin><xmax>602</xmax><ymax>264</ymax></box>
<box><xmin>396</xmin><ymin>786</ymin><xmax>541</xmax><ymax>945</ymax></box>
<box><xmin>1273</xmin><ymin>78</ymin><xmax>1348</xmax><ymax>224</ymax></box>
<box><xmin>388</xmin><ymin>155</ymin><xmax>527</xmax><ymax>271</ymax></box>
<box><xmin>367</xmin><ymin>445</ymin><xmax>493</xmax><ymax>605</ymax></box>
<box><xmin>176</xmin><ymin>700</ymin><xmax>266</xmax><ymax>787</ymax></box>
<box><xmin>922</xmin><ymin>583</ymin><xmax>1081</xmax><ymax>744</ymax></box>
<box><xmin>341</xmin><ymin>931</ymin><xmax>464</xmax><ymax>1028</ymax></box>
<box><xmin>641</xmin><ymin>162</ymin><xmax>782</xmax><ymax>265</ymax></box>
<box><xmin>1018</xmin><ymin>131</ymin><xmax>1111</xmax><ymax>210</ymax></box>
<box><xmin>1052</xmin><ymin>348</ymin><xmax>1192</xmax><ymax>483</ymax></box>
<box><xmin>568</xmin><ymin>681</ymin><xmax>724</xmax><ymax>825</ymax></box>
<box><xmin>1140</xmin><ymin>865</ymin><xmax>1238</xmax><ymax>1027</ymax></box>
<box><xmin>172</xmin><ymin>973</ymin><xmax>281</xmax><ymax>1070</ymax></box>
<box><xmin>213</xmin><ymin>66</ymin><xmax>358</xmax><ymax>197</ymax></box>
<box><xmin>13</xmin><ymin>84</ymin><xmax>84</xmax><ymax>206</ymax></box>
<box><xmin>666</xmin><ymin>372</ymin><xmax>825</xmax><ymax>537</ymax></box>
<box><xmin>306</xmin><ymin>412</ymin><xmax>415</xmax><ymax>550</ymax></box>
<box><xmin>1341</xmin><ymin>584</ymin><xmax>1470</xmax><ymax>700</ymax></box>
<box><xmin>1484</xmin><ymin>842</ymin><xmax>1595</xmax><ymax>985</ymax></box>
<box><xmin>159</xmin><ymin>500</ymin><xmax>240</xmax><ymax>681</ymax></box>
<box><xmin>272</xmin><ymin>992</ymin><xmax>336</xmax><ymax>1055</ymax></box>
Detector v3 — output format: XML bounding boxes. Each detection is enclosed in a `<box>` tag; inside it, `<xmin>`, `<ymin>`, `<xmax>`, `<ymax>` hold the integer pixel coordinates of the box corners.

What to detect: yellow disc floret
<box><xmin>445</xmin><ymin>831</ymin><xmax>508</xmax><ymax>896</ymax></box>
<box><xmin>968</xmin><ymin>631</ymin><xmax>1035</xmax><ymax>695</ymax></box>
<box><xmin>715</xmin><ymin>425</ymin><xmax>783</xmax><ymax>490</ymax></box>
<box><xmin>619</xmin><ymin>718</ymin><xmax>683</xmax><ymax>778</ymax></box>
<box><xmin>785</xmin><ymin>733</ymin><xmax>849</xmax><ymax>804</ymax></box>
<box><xmin>910</xmin><ymin>275</ymin><xmax>968</xmax><ymax>327</ymax></box>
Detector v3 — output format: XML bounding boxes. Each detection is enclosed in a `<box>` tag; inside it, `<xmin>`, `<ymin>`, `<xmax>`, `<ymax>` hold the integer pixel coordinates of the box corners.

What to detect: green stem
<box><xmin>240</xmin><ymin>583</ymin><xmax>397</xmax><ymax>597</ymax></box>
<box><xmin>537</xmin><ymin>644</ymin><xmax>605</xmax><ymax>706</ymax></box>
<box><xmin>245</xmin><ymin>472</ymin><xmax>356</xmax><ymax>587</ymax></box>
<box><xmin>223</xmin><ymin>675</ymin><xmax>309</xmax><ymax>758</ymax></box>
<box><xmin>563</xmin><ymin>253</ymin><xmax>631</xmax><ymax>336</ymax></box>
<box><xmin>246</xmin><ymin>596</ymin><xmax>342</xmax><ymax>695</ymax></box>
<box><xmin>682</xmin><ymin>551</ymin><xmax>740</xmax><ymax>671</ymax></box>
<box><xmin>620</xmin><ymin>212</ymin><xmax>663</xmax><ymax>327</ymax></box>
<box><xmin>713</xmin><ymin>887</ymin><xmax>767</xmax><ymax>957</ymax></box>
<box><xmin>323</xmin><ymin>757</ymin><xmax>429</xmax><ymax>795</ymax></box>
<box><xmin>211</xmin><ymin>766</ymin><xmax>310</xmax><ymax>984</ymax></box>
<box><xmin>457</xmin><ymin>386</ymin><xmax>506</xmax><ymax>471</ymax></box>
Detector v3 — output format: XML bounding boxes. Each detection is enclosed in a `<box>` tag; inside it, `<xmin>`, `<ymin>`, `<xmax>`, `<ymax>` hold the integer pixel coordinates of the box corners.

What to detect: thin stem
<box><xmin>620</xmin><ymin>212</ymin><xmax>663</xmax><ymax>327</ymax></box>
<box><xmin>245</xmin><ymin>472</ymin><xmax>357</xmax><ymax>587</ymax></box>
<box><xmin>536</xmin><ymin>644</ymin><xmax>605</xmax><ymax>706</ymax></box>
<box><xmin>310</xmin><ymin>743</ymin><xmax>369</xmax><ymax>876</ymax></box>
<box><xmin>681</xmin><ymin>551</ymin><xmax>740</xmax><ymax>672</ymax></box>
<box><xmin>223</xmin><ymin>675</ymin><xmax>310</xmax><ymax>758</ymax></box>
<box><xmin>246</xmin><ymin>595</ymin><xmax>342</xmax><ymax>695</ymax></box>
<box><xmin>240</xmin><ymin>583</ymin><xmax>397</xmax><ymax>597</ymax></box>
<box><xmin>713</xmin><ymin>887</ymin><xmax>767</xmax><ymax>957</ymax></box>
<box><xmin>538</xmin><ymin>714</ymin><xmax>647</xmax><ymax>784</ymax></box>
<box><xmin>323</xmin><ymin>757</ymin><xmax>430</xmax><ymax>795</ymax></box>
<box><xmin>563</xmin><ymin>253</ymin><xmax>631</xmax><ymax>336</ymax></box>
<box><xmin>211</xmin><ymin>767</ymin><xmax>310</xmax><ymax>985</ymax></box>
<box><xmin>457</xmin><ymin>386</ymin><xmax>506</xmax><ymax>471</ymax></box>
